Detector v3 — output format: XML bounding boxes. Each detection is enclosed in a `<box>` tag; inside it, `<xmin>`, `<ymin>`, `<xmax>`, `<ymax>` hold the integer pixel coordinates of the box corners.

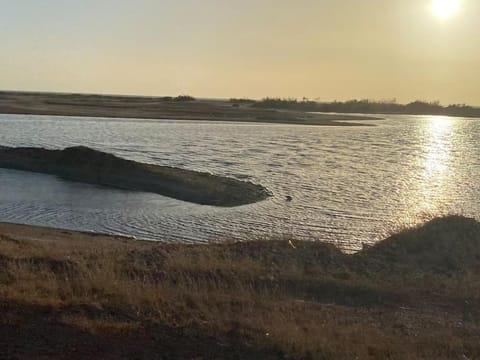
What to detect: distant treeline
<box><xmin>251</xmin><ymin>98</ymin><xmax>480</xmax><ymax>118</ymax></box>
<box><xmin>159</xmin><ymin>95</ymin><xmax>196</xmax><ymax>102</ymax></box>
<box><xmin>229</xmin><ymin>98</ymin><xmax>256</xmax><ymax>104</ymax></box>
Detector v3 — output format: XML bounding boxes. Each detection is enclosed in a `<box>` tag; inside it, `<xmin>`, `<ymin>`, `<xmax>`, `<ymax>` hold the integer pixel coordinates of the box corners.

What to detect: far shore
<box><xmin>0</xmin><ymin>91</ymin><xmax>381</xmax><ymax>126</ymax></box>
<box><xmin>0</xmin><ymin>215</ymin><xmax>479</xmax><ymax>359</ymax></box>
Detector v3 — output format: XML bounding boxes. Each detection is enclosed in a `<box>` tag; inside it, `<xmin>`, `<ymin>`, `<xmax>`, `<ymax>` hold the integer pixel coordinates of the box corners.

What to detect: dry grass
<box><xmin>0</xmin><ymin>216</ymin><xmax>479</xmax><ymax>359</ymax></box>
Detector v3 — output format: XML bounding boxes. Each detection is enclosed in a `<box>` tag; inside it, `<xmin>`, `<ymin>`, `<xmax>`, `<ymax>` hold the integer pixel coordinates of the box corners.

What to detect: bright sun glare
<box><xmin>433</xmin><ymin>0</ymin><xmax>461</xmax><ymax>19</ymax></box>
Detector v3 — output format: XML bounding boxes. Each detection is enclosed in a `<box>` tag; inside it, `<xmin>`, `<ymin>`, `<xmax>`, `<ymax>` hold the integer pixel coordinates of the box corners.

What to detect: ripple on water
<box><xmin>1</xmin><ymin>114</ymin><xmax>480</xmax><ymax>251</ymax></box>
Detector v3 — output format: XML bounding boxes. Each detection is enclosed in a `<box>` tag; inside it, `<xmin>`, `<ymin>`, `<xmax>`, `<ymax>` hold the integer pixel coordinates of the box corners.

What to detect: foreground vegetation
<box><xmin>0</xmin><ymin>216</ymin><xmax>479</xmax><ymax>359</ymax></box>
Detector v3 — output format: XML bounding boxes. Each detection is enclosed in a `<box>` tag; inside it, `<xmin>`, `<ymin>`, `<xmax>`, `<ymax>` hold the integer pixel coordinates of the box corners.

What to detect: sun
<box><xmin>432</xmin><ymin>0</ymin><xmax>460</xmax><ymax>19</ymax></box>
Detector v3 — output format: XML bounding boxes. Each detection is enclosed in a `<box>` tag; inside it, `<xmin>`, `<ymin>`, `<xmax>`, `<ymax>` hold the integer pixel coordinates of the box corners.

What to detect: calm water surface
<box><xmin>0</xmin><ymin>114</ymin><xmax>479</xmax><ymax>251</ymax></box>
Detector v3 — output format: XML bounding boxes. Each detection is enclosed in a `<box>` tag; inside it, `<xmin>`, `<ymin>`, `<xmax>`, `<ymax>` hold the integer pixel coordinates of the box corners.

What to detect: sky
<box><xmin>1</xmin><ymin>0</ymin><xmax>479</xmax><ymax>105</ymax></box>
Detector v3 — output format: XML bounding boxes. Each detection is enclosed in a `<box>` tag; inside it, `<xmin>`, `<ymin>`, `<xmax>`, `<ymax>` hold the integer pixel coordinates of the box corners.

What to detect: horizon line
<box><xmin>1</xmin><ymin>88</ymin><xmax>478</xmax><ymax>108</ymax></box>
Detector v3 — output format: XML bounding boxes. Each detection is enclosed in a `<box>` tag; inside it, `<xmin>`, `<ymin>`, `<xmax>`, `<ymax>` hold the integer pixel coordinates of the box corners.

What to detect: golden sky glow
<box><xmin>0</xmin><ymin>0</ymin><xmax>479</xmax><ymax>104</ymax></box>
<box><xmin>433</xmin><ymin>0</ymin><xmax>461</xmax><ymax>19</ymax></box>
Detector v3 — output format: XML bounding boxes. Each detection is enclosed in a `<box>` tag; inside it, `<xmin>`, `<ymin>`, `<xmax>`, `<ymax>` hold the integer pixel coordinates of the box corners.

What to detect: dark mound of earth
<box><xmin>355</xmin><ymin>215</ymin><xmax>480</xmax><ymax>273</ymax></box>
<box><xmin>0</xmin><ymin>146</ymin><xmax>271</xmax><ymax>207</ymax></box>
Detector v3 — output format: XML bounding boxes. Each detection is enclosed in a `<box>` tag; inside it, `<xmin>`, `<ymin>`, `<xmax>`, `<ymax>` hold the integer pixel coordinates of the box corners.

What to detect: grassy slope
<box><xmin>0</xmin><ymin>216</ymin><xmax>479</xmax><ymax>359</ymax></box>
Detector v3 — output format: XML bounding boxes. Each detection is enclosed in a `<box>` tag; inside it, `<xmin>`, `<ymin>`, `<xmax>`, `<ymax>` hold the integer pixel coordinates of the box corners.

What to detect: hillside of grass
<box><xmin>0</xmin><ymin>216</ymin><xmax>479</xmax><ymax>359</ymax></box>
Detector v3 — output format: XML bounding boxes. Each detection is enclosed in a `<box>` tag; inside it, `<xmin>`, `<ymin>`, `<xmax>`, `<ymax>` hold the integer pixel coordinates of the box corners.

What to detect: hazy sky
<box><xmin>1</xmin><ymin>0</ymin><xmax>479</xmax><ymax>104</ymax></box>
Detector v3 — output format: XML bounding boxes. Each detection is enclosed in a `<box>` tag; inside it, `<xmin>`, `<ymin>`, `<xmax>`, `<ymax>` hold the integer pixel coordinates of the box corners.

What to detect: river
<box><xmin>1</xmin><ymin>114</ymin><xmax>478</xmax><ymax>251</ymax></box>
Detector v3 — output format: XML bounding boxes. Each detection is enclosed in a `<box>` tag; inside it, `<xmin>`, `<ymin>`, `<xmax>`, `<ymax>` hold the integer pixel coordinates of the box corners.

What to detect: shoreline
<box><xmin>0</xmin><ymin>221</ymin><xmax>134</xmax><ymax>244</ymax></box>
<box><xmin>0</xmin><ymin>216</ymin><xmax>479</xmax><ymax>358</ymax></box>
<box><xmin>0</xmin><ymin>91</ymin><xmax>380</xmax><ymax>126</ymax></box>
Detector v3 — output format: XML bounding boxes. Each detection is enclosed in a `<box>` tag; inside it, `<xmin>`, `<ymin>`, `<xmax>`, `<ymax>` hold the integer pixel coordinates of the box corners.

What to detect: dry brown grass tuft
<box><xmin>0</xmin><ymin>216</ymin><xmax>479</xmax><ymax>359</ymax></box>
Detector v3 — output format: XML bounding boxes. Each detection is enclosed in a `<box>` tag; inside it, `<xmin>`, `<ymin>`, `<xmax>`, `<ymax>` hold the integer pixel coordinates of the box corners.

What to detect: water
<box><xmin>1</xmin><ymin>113</ymin><xmax>479</xmax><ymax>251</ymax></box>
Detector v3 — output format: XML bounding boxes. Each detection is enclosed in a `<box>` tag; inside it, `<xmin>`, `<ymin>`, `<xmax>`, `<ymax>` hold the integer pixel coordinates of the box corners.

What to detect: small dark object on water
<box><xmin>286</xmin><ymin>196</ymin><xmax>293</xmax><ymax>202</ymax></box>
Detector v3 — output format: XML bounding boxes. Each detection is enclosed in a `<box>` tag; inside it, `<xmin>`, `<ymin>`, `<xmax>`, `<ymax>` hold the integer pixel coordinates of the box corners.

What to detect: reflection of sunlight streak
<box><xmin>424</xmin><ymin>117</ymin><xmax>452</xmax><ymax>176</ymax></box>
<box><xmin>418</xmin><ymin>116</ymin><xmax>454</xmax><ymax>213</ymax></box>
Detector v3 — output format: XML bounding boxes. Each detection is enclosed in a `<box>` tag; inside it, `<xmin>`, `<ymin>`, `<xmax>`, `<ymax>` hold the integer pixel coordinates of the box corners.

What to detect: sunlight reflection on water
<box><xmin>415</xmin><ymin>116</ymin><xmax>455</xmax><ymax>214</ymax></box>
